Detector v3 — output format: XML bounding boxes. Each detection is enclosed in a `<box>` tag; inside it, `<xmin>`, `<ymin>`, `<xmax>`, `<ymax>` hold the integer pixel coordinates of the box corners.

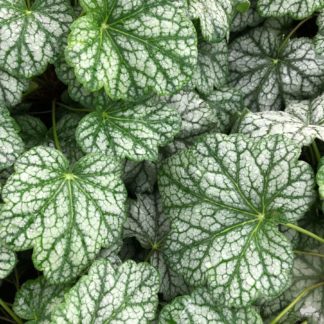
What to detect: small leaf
<box><xmin>260</xmin><ymin>247</ymin><xmax>324</xmax><ymax>324</ymax></box>
<box><xmin>0</xmin><ymin>0</ymin><xmax>74</xmax><ymax>78</ymax></box>
<box><xmin>191</xmin><ymin>40</ymin><xmax>228</xmax><ymax>94</ymax></box>
<box><xmin>13</xmin><ymin>277</ymin><xmax>70</xmax><ymax>323</ymax></box>
<box><xmin>159</xmin><ymin>288</ymin><xmax>262</xmax><ymax>323</ymax></box>
<box><xmin>0</xmin><ymin>146</ymin><xmax>127</xmax><ymax>283</ymax></box>
<box><xmin>65</xmin><ymin>0</ymin><xmax>197</xmax><ymax>100</ymax></box>
<box><xmin>76</xmin><ymin>100</ymin><xmax>181</xmax><ymax>161</ymax></box>
<box><xmin>236</xmin><ymin>93</ymin><xmax>324</xmax><ymax>146</ymax></box>
<box><xmin>0</xmin><ymin>243</ymin><xmax>15</xmax><ymax>279</ymax></box>
<box><xmin>0</xmin><ymin>68</ymin><xmax>29</xmax><ymax>107</ymax></box>
<box><xmin>124</xmin><ymin>193</ymin><xmax>190</xmax><ymax>300</ymax></box>
<box><xmin>159</xmin><ymin>133</ymin><xmax>315</xmax><ymax>306</ymax></box>
<box><xmin>258</xmin><ymin>0</ymin><xmax>324</xmax><ymax>19</ymax></box>
<box><xmin>229</xmin><ymin>27</ymin><xmax>324</xmax><ymax>111</ymax></box>
<box><xmin>0</xmin><ymin>107</ymin><xmax>24</xmax><ymax>171</ymax></box>
<box><xmin>15</xmin><ymin>115</ymin><xmax>48</xmax><ymax>149</ymax></box>
<box><xmin>51</xmin><ymin>259</ymin><xmax>160</xmax><ymax>323</ymax></box>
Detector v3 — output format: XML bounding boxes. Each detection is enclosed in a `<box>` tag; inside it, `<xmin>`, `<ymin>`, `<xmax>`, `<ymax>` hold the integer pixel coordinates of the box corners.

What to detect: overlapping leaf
<box><xmin>0</xmin><ymin>146</ymin><xmax>127</xmax><ymax>282</ymax></box>
<box><xmin>229</xmin><ymin>27</ymin><xmax>324</xmax><ymax>111</ymax></box>
<box><xmin>0</xmin><ymin>243</ymin><xmax>15</xmax><ymax>279</ymax></box>
<box><xmin>160</xmin><ymin>288</ymin><xmax>262</xmax><ymax>323</ymax></box>
<box><xmin>236</xmin><ymin>93</ymin><xmax>324</xmax><ymax>146</ymax></box>
<box><xmin>65</xmin><ymin>0</ymin><xmax>197</xmax><ymax>100</ymax></box>
<box><xmin>159</xmin><ymin>133</ymin><xmax>315</xmax><ymax>307</ymax></box>
<box><xmin>124</xmin><ymin>193</ymin><xmax>189</xmax><ymax>300</ymax></box>
<box><xmin>260</xmin><ymin>248</ymin><xmax>324</xmax><ymax>324</ymax></box>
<box><xmin>258</xmin><ymin>0</ymin><xmax>324</xmax><ymax>19</ymax></box>
<box><xmin>13</xmin><ymin>277</ymin><xmax>70</xmax><ymax>323</ymax></box>
<box><xmin>315</xmin><ymin>11</ymin><xmax>324</xmax><ymax>56</ymax></box>
<box><xmin>0</xmin><ymin>107</ymin><xmax>24</xmax><ymax>171</ymax></box>
<box><xmin>51</xmin><ymin>259</ymin><xmax>159</xmax><ymax>323</ymax></box>
<box><xmin>0</xmin><ymin>0</ymin><xmax>74</xmax><ymax>78</ymax></box>
<box><xmin>76</xmin><ymin>100</ymin><xmax>181</xmax><ymax>161</ymax></box>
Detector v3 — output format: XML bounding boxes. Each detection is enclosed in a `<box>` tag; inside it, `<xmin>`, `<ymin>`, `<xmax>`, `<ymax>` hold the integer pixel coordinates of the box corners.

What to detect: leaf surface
<box><xmin>0</xmin><ymin>243</ymin><xmax>15</xmax><ymax>279</ymax></box>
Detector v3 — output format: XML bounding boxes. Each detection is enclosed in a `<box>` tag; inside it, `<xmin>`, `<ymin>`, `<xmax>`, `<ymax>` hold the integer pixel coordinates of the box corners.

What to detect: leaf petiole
<box><xmin>51</xmin><ymin>99</ymin><xmax>62</xmax><ymax>151</ymax></box>
<box><xmin>311</xmin><ymin>141</ymin><xmax>321</xmax><ymax>163</ymax></box>
<box><xmin>57</xmin><ymin>102</ymin><xmax>93</xmax><ymax>113</ymax></box>
<box><xmin>270</xmin><ymin>281</ymin><xmax>324</xmax><ymax>324</ymax></box>
<box><xmin>283</xmin><ymin>223</ymin><xmax>324</xmax><ymax>244</ymax></box>
<box><xmin>0</xmin><ymin>299</ymin><xmax>22</xmax><ymax>324</ymax></box>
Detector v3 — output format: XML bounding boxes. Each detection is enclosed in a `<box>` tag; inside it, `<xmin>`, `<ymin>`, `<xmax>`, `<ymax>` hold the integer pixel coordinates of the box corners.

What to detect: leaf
<box><xmin>65</xmin><ymin>0</ymin><xmax>197</xmax><ymax>100</ymax></box>
<box><xmin>13</xmin><ymin>277</ymin><xmax>70</xmax><ymax>323</ymax></box>
<box><xmin>317</xmin><ymin>159</ymin><xmax>324</xmax><ymax>198</ymax></box>
<box><xmin>0</xmin><ymin>146</ymin><xmax>127</xmax><ymax>283</ymax></box>
<box><xmin>257</xmin><ymin>0</ymin><xmax>324</xmax><ymax>19</ymax></box>
<box><xmin>159</xmin><ymin>133</ymin><xmax>315</xmax><ymax>306</ymax></box>
<box><xmin>0</xmin><ymin>68</ymin><xmax>29</xmax><ymax>107</ymax></box>
<box><xmin>236</xmin><ymin>93</ymin><xmax>324</xmax><ymax>146</ymax></box>
<box><xmin>0</xmin><ymin>243</ymin><xmax>15</xmax><ymax>279</ymax></box>
<box><xmin>15</xmin><ymin>115</ymin><xmax>48</xmax><ymax>150</ymax></box>
<box><xmin>229</xmin><ymin>27</ymin><xmax>324</xmax><ymax>111</ymax></box>
<box><xmin>124</xmin><ymin>193</ymin><xmax>190</xmax><ymax>300</ymax></box>
<box><xmin>260</xmin><ymin>248</ymin><xmax>324</xmax><ymax>324</ymax></box>
<box><xmin>76</xmin><ymin>100</ymin><xmax>181</xmax><ymax>161</ymax></box>
<box><xmin>159</xmin><ymin>288</ymin><xmax>262</xmax><ymax>324</ymax></box>
<box><xmin>315</xmin><ymin>11</ymin><xmax>324</xmax><ymax>56</ymax></box>
<box><xmin>191</xmin><ymin>40</ymin><xmax>228</xmax><ymax>94</ymax></box>
<box><xmin>0</xmin><ymin>107</ymin><xmax>24</xmax><ymax>171</ymax></box>
<box><xmin>0</xmin><ymin>0</ymin><xmax>74</xmax><ymax>78</ymax></box>
<box><xmin>51</xmin><ymin>259</ymin><xmax>160</xmax><ymax>323</ymax></box>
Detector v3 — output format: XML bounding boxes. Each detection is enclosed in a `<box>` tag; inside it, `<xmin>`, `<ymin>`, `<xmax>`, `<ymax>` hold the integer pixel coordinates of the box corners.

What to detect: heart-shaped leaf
<box><xmin>51</xmin><ymin>259</ymin><xmax>159</xmax><ymax>323</ymax></box>
<box><xmin>159</xmin><ymin>288</ymin><xmax>262</xmax><ymax>324</ymax></box>
<box><xmin>0</xmin><ymin>146</ymin><xmax>127</xmax><ymax>283</ymax></box>
<box><xmin>229</xmin><ymin>27</ymin><xmax>324</xmax><ymax>111</ymax></box>
<box><xmin>76</xmin><ymin>100</ymin><xmax>181</xmax><ymax>161</ymax></box>
<box><xmin>0</xmin><ymin>0</ymin><xmax>74</xmax><ymax>78</ymax></box>
<box><xmin>65</xmin><ymin>0</ymin><xmax>197</xmax><ymax>100</ymax></box>
<box><xmin>0</xmin><ymin>243</ymin><xmax>15</xmax><ymax>279</ymax></box>
<box><xmin>0</xmin><ymin>107</ymin><xmax>24</xmax><ymax>171</ymax></box>
<box><xmin>124</xmin><ymin>193</ymin><xmax>190</xmax><ymax>301</ymax></box>
<box><xmin>13</xmin><ymin>277</ymin><xmax>70</xmax><ymax>323</ymax></box>
<box><xmin>258</xmin><ymin>0</ymin><xmax>324</xmax><ymax>19</ymax></box>
<box><xmin>236</xmin><ymin>93</ymin><xmax>324</xmax><ymax>146</ymax></box>
<box><xmin>159</xmin><ymin>133</ymin><xmax>315</xmax><ymax>306</ymax></box>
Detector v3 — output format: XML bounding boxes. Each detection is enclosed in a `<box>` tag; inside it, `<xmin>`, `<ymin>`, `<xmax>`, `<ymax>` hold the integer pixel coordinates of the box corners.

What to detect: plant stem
<box><xmin>51</xmin><ymin>99</ymin><xmax>62</xmax><ymax>151</ymax></box>
<box><xmin>284</xmin><ymin>223</ymin><xmax>324</xmax><ymax>244</ymax></box>
<box><xmin>311</xmin><ymin>141</ymin><xmax>321</xmax><ymax>163</ymax></box>
<box><xmin>25</xmin><ymin>0</ymin><xmax>31</xmax><ymax>10</ymax></box>
<box><xmin>294</xmin><ymin>250</ymin><xmax>324</xmax><ymax>258</ymax></box>
<box><xmin>0</xmin><ymin>300</ymin><xmax>22</xmax><ymax>324</ymax></box>
<box><xmin>270</xmin><ymin>281</ymin><xmax>324</xmax><ymax>324</ymax></box>
<box><xmin>278</xmin><ymin>16</ymin><xmax>312</xmax><ymax>53</ymax></box>
<box><xmin>57</xmin><ymin>102</ymin><xmax>93</xmax><ymax>113</ymax></box>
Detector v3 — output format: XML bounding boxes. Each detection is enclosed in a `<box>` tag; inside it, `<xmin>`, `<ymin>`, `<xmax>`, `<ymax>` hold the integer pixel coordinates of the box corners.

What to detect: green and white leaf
<box><xmin>0</xmin><ymin>68</ymin><xmax>29</xmax><ymax>107</ymax></box>
<box><xmin>317</xmin><ymin>159</ymin><xmax>324</xmax><ymax>199</ymax></box>
<box><xmin>51</xmin><ymin>259</ymin><xmax>160</xmax><ymax>323</ymax></box>
<box><xmin>76</xmin><ymin>100</ymin><xmax>181</xmax><ymax>161</ymax></box>
<box><xmin>315</xmin><ymin>11</ymin><xmax>324</xmax><ymax>56</ymax></box>
<box><xmin>257</xmin><ymin>0</ymin><xmax>324</xmax><ymax>19</ymax></box>
<box><xmin>260</xmin><ymin>247</ymin><xmax>324</xmax><ymax>324</ymax></box>
<box><xmin>49</xmin><ymin>113</ymin><xmax>84</xmax><ymax>164</ymax></box>
<box><xmin>236</xmin><ymin>93</ymin><xmax>324</xmax><ymax>146</ymax></box>
<box><xmin>159</xmin><ymin>133</ymin><xmax>315</xmax><ymax>307</ymax></box>
<box><xmin>0</xmin><ymin>0</ymin><xmax>74</xmax><ymax>78</ymax></box>
<box><xmin>124</xmin><ymin>158</ymin><xmax>160</xmax><ymax>194</ymax></box>
<box><xmin>0</xmin><ymin>146</ymin><xmax>127</xmax><ymax>283</ymax></box>
<box><xmin>55</xmin><ymin>56</ymin><xmax>111</xmax><ymax>108</ymax></box>
<box><xmin>0</xmin><ymin>243</ymin><xmax>15</xmax><ymax>279</ymax></box>
<box><xmin>65</xmin><ymin>0</ymin><xmax>197</xmax><ymax>100</ymax></box>
<box><xmin>15</xmin><ymin>115</ymin><xmax>47</xmax><ymax>149</ymax></box>
<box><xmin>124</xmin><ymin>193</ymin><xmax>190</xmax><ymax>301</ymax></box>
<box><xmin>0</xmin><ymin>107</ymin><xmax>24</xmax><ymax>171</ymax></box>
<box><xmin>13</xmin><ymin>277</ymin><xmax>70</xmax><ymax>323</ymax></box>
<box><xmin>229</xmin><ymin>27</ymin><xmax>324</xmax><ymax>111</ymax></box>
<box><xmin>160</xmin><ymin>288</ymin><xmax>262</xmax><ymax>324</ymax></box>
<box><xmin>190</xmin><ymin>40</ymin><xmax>228</xmax><ymax>94</ymax></box>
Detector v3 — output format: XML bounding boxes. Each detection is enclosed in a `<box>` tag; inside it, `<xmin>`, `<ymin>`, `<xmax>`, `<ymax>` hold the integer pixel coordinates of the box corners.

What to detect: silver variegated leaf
<box><xmin>0</xmin><ymin>146</ymin><xmax>127</xmax><ymax>283</ymax></box>
<box><xmin>315</xmin><ymin>11</ymin><xmax>324</xmax><ymax>56</ymax></box>
<box><xmin>51</xmin><ymin>259</ymin><xmax>160</xmax><ymax>323</ymax></box>
<box><xmin>159</xmin><ymin>133</ymin><xmax>315</xmax><ymax>307</ymax></box>
<box><xmin>0</xmin><ymin>243</ymin><xmax>15</xmax><ymax>279</ymax></box>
